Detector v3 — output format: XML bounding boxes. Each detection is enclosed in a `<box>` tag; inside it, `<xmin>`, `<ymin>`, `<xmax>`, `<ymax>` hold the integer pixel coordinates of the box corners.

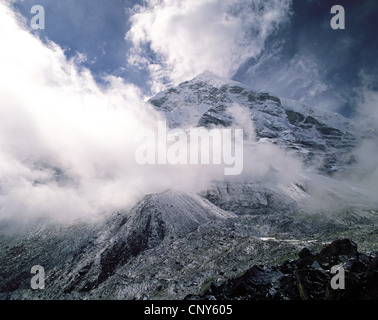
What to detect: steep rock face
<box><xmin>149</xmin><ymin>71</ymin><xmax>359</xmax><ymax>174</ymax></box>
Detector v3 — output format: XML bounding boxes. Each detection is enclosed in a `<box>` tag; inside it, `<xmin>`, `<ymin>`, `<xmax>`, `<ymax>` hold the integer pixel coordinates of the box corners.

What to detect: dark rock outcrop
<box><xmin>186</xmin><ymin>239</ymin><xmax>378</xmax><ymax>300</ymax></box>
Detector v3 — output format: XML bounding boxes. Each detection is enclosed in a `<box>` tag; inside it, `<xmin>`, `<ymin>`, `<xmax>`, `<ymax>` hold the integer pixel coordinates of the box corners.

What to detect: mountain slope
<box><xmin>0</xmin><ymin>72</ymin><xmax>377</xmax><ymax>300</ymax></box>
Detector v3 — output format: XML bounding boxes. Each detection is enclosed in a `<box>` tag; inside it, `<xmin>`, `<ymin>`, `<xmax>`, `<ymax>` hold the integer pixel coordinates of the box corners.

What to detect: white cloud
<box><xmin>126</xmin><ymin>0</ymin><xmax>292</xmax><ymax>92</ymax></box>
<box><xmin>0</xmin><ymin>1</ymin><xmax>166</xmax><ymax>224</ymax></box>
<box><xmin>246</xmin><ymin>54</ymin><xmax>331</xmax><ymax>109</ymax></box>
<box><xmin>347</xmin><ymin>86</ymin><xmax>378</xmax><ymax>199</ymax></box>
<box><xmin>1</xmin><ymin>1</ymin><xmax>268</xmax><ymax>225</ymax></box>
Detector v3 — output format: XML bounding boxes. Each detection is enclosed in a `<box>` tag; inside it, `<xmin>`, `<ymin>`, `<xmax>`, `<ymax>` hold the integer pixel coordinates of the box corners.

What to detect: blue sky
<box><xmin>12</xmin><ymin>0</ymin><xmax>378</xmax><ymax>116</ymax></box>
<box><xmin>13</xmin><ymin>0</ymin><xmax>146</xmax><ymax>86</ymax></box>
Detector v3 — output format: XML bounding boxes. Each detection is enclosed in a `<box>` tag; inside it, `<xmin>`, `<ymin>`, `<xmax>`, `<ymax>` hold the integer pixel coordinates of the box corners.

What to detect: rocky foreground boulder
<box><xmin>186</xmin><ymin>239</ymin><xmax>378</xmax><ymax>300</ymax></box>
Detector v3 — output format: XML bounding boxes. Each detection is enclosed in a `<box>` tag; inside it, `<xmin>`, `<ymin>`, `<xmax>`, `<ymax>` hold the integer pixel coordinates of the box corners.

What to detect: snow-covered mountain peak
<box><xmin>149</xmin><ymin>73</ymin><xmax>358</xmax><ymax>174</ymax></box>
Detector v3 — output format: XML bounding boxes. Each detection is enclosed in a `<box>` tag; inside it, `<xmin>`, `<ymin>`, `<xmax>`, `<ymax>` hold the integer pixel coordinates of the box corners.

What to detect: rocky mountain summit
<box><xmin>149</xmin><ymin>71</ymin><xmax>360</xmax><ymax>174</ymax></box>
<box><xmin>1</xmin><ymin>72</ymin><xmax>377</xmax><ymax>300</ymax></box>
